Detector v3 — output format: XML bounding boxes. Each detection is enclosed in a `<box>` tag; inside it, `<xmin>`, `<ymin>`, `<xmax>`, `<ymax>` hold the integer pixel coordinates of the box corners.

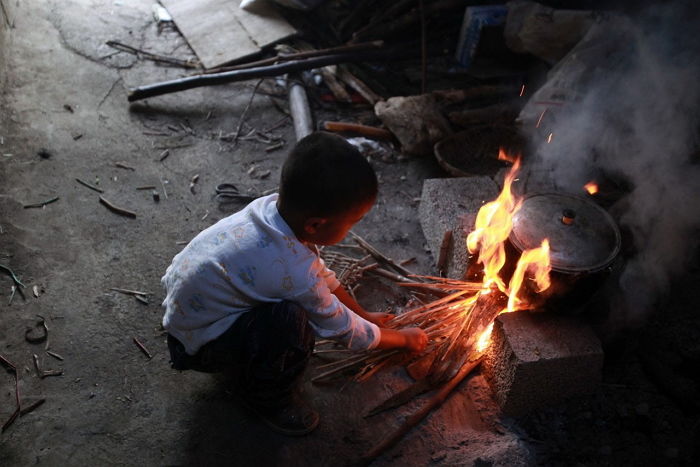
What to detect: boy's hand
<box><xmin>399</xmin><ymin>328</ymin><xmax>428</xmax><ymax>353</ymax></box>
<box><xmin>365</xmin><ymin>311</ymin><xmax>393</xmax><ymax>327</ymax></box>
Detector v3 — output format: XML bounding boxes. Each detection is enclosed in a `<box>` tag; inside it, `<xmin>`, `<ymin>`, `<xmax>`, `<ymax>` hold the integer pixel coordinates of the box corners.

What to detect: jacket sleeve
<box><xmin>290</xmin><ymin>257</ymin><xmax>379</xmax><ymax>350</ymax></box>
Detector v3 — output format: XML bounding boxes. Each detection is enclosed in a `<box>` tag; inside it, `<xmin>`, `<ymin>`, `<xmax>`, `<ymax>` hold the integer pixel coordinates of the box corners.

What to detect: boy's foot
<box><xmin>243</xmin><ymin>395</ymin><xmax>320</xmax><ymax>436</ymax></box>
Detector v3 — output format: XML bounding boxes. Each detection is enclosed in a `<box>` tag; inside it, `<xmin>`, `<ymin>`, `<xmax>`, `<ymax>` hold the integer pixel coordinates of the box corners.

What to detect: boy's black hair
<box><xmin>279</xmin><ymin>132</ymin><xmax>378</xmax><ymax>217</ymax></box>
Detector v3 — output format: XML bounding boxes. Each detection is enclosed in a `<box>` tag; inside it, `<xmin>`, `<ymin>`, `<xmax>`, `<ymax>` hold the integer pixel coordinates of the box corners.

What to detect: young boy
<box><xmin>162</xmin><ymin>132</ymin><xmax>427</xmax><ymax>436</ymax></box>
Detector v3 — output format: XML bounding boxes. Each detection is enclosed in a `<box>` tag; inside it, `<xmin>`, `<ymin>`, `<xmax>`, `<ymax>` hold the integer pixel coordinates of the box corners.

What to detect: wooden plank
<box><xmin>233</xmin><ymin>1</ymin><xmax>297</xmax><ymax>48</ymax></box>
<box><xmin>161</xmin><ymin>0</ymin><xmax>297</xmax><ymax>69</ymax></box>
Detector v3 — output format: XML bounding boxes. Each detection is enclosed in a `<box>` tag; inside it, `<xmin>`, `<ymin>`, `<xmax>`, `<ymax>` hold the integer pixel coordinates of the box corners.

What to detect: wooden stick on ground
<box><xmin>362</xmin><ymin>353</ymin><xmax>484</xmax><ymax>463</ymax></box>
<box><xmin>99</xmin><ymin>196</ymin><xmax>137</xmax><ymax>218</ymax></box>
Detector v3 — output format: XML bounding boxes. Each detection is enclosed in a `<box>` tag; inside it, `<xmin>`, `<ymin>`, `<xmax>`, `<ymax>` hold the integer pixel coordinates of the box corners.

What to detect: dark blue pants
<box><xmin>167</xmin><ymin>300</ymin><xmax>315</xmax><ymax>410</ymax></box>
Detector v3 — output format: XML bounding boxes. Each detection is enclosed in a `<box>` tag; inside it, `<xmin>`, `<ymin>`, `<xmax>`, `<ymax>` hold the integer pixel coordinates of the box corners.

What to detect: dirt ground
<box><xmin>1</xmin><ymin>1</ymin><xmax>699</xmax><ymax>466</ymax></box>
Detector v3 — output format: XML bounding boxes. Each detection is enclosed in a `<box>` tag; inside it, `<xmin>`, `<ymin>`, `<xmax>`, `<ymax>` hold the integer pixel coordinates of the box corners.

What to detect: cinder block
<box><xmin>483</xmin><ymin>311</ymin><xmax>604</xmax><ymax>416</ymax></box>
<box><xmin>419</xmin><ymin>177</ymin><xmax>499</xmax><ymax>279</ymax></box>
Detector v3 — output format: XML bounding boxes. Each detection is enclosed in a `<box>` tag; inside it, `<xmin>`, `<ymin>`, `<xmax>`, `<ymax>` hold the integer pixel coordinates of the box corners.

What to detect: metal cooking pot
<box><xmin>507</xmin><ymin>192</ymin><xmax>622</xmax><ymax>312</ymax></box>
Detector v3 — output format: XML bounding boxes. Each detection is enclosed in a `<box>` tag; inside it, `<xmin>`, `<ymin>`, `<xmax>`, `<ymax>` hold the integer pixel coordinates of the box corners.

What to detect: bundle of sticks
<box><xmin>315</xmin><ymin>232</ymin><xmax>505</xmax><ymax>385</ymax></box>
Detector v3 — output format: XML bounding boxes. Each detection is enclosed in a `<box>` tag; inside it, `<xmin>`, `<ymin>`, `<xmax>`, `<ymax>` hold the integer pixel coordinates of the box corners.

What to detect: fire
<box><xmin>476</xmin><ymin>323</ymin><xmax>494</xmax><ymax>352</ymax></box>
<box><xmin>463</xmin><ymin>155</ymin><xmax>552</xmax><ymax>349</ymax></box>
<box><xmin>497</xmin><ymin>147</ymin><xmax>519</xmax><ymax>163</ymax></box>
<box><xmin>584</xmin><ymin>181</ymin><xmax>599</xmax><ymax>195</ymax></box>
<box><xmin>506</xmin><ymin>239</ymin><xmax>551</xmax><ymax>312</ymax></box>
<box><xmin>467</xmin><ymin>157</ymin><xmax>522</xmax><ymax>292</ymax></box>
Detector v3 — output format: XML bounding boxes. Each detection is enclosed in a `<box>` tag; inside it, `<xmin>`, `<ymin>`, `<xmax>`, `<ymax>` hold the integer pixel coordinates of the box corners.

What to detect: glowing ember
<box><xmin>547</xmin><ymin>133</ymin><xmax>553</xmax><ymax>143</ymax></box>
<box><xmin>476</xmin><ymin>323</ymin><xmax>494</xmax><ymax>352</ymax></box>
<box><xmin>584</xmin><ymin>181</ymin><xmax>599</xmax><ymax>195</ymax></box>
<box><xmin>535</xmin><ymin>108</ymin><xmax>547</xmax><ymax>128</ymax></box>
<box><xmin>519</xmin><ymin>84</ymin><xmax>526</xmax><ymax>97</ymax></box>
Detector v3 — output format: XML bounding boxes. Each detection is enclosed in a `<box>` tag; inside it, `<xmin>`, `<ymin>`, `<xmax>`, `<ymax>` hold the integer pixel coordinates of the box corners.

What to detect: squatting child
<box><xmin>162</xmin><ymin>132</ymin><xmax>427</xmax><ymax>436</ymax></box>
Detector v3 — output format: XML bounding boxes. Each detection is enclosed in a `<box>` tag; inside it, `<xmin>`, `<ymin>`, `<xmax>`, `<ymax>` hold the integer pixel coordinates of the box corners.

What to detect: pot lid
<box><xmin>509</xmin><ymin>193</ymin><xmax>621</xmax><ymax>273</ymax></box>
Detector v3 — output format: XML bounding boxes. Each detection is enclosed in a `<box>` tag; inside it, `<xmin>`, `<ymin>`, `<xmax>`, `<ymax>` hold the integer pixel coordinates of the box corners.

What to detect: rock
<box><xmin>375</xmin><ymin>94</ymin><xmax>452</xmax><ymax>156</ymax></box>
<box><xmin>419</xmin><ymin>177</ymin><xmax>499</xmax><ymax>279</ymax></box>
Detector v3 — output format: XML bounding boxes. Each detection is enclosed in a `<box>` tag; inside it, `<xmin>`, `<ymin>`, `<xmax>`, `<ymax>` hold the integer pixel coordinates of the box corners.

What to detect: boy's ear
<box><xmin>304</xmin><ymin>217</ymin><xmax>327</xmax><ymax>234</ymax></box>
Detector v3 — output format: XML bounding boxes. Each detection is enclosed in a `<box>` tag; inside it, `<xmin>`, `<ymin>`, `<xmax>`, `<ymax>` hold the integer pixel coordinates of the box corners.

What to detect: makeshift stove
<box><xmin>415</xmin><ymin>156</ymin><xmax>621</xmax><ymax>415</ymax></box>
<box><xmin>316</xmin><ymin>154</ymin><xmax>620</xmax><ymax>460</ymax></box>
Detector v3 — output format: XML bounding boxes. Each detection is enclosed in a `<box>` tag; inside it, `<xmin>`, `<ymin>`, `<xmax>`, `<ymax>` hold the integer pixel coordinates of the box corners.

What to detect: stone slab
<box><xmin>419</xmin><ymin>176</ymin><xmax>499</xmax><ymax>279</ymax></box>
<box><xmin>484</xmin><ymin>311</ymin><xmax>604</xmax><ymax>416</ymax></box>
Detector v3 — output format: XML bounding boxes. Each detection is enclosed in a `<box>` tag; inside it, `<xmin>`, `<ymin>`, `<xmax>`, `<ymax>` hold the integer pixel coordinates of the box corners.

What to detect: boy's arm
<box><xmin>332</xmin><ymin>285</ymin><xmax>427</xmax><ymax>353</ymax></box>
<box><xmin>332</xmin><ymin>284</ymin><xmax>392</xmax><ymax>326</ymax></box>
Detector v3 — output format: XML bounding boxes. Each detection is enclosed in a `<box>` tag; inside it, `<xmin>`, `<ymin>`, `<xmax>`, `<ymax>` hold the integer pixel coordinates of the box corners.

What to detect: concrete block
<box><xmin>483</xmin><ymin>311</ymin><xmax>604</xmax><ymax>416</ymax></box>
<box><xmin>419</xmin><ymin>176</ymin><xmax>499</xmax><ymax>279</ymax></box>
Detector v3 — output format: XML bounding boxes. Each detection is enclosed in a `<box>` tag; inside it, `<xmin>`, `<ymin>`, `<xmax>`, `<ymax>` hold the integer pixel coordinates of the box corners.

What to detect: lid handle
<box><xmin>561</xmin><ymin>209</ymin><xmax>576</xmax><ymax>225</ymax></box>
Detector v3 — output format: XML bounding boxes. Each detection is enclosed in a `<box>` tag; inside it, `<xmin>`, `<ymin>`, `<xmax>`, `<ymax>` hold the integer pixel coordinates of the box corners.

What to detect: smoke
<box><xmin>523</xmin><ymin>2</ymin><xmax>700</xmax><ymax>325</ymax></box>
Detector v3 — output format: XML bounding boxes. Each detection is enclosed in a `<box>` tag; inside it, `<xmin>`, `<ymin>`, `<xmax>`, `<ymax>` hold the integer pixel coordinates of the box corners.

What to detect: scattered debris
<box><xmin>115</xmin><ymin>162</ymin><xmax>135</xmax><ymax>171</ymax></box>
<box><xmin>46</xmin><ymin>350</ymin><xmax>64</xmax><ymax>361</ymax></box>
<box><xmin>37</xmin><ymin>148</ymin><xmax>52</xmax><ymax>159</ymax></box>
<box><xmin>25</xmin><ymin>316</ymin><xmax>49</xmax><ymax>344</ymax></box>
<box><xmin>152</xmin><ymin>190</ymin><xmax>160</xmax><ymax>202</ymax></box>
<box><xmin>136</xmin><ymin>185</ymin><xmax>156</xmax><ymax>190</ymax></box>
<box><xmin>375</xmin><ymin>94</ymin><xmax>452</xmax><ymax>156</ymax></box>
<box><xmin>105</xmin><ymin>40</ymin><xmax>200</xmax><ymax>69</ymax></box>
<box><xmin>71</xmin><ymin>132</ymin><xmax>83</xmax><ymax>140</ymax></box>
<box><xmin>189</xmin><ymin>174</ymin><xmax>199</xmax><ymax>194</ymax></box>
<box><xmin>32</xmin><ymin>354</ymin><xmax>63</xmax><ymax>379</ymax></box>
<box><xmin>158</xmin><ymin>149</ymin><xmax>170</xmax><ymax>161</ymax></box>
<box><xmin>32</xmin><ymin>285</ymin><xmax>40</xmax><ymax>298</ymax></box>
<box><xmin>7</xmin><ymin>285</ymin><xmax>16</xmax><ymax>305</ymax></box>
<box><xmin>0</xmin><ymin>354</ymin><xmax>20</xmax><ymax>433</ymax></box>
<box><xmin>265</xmin><ymin>141</ymin><xmax>284</xmax><ymax>152</ymax></box>
<box><xmin>0</xmin><ymin>263</ymin><xmax>26</xmax><ymax>290</ymax></box>
<box><xmin>322</xmin><ymin>121</ymin><xmax>393</xmax><ymax>141</ymax></box>
<box><xmin>133</xmin><ymin>337</ymin><xmax>153</xmax><ymax>359</ymax></box>
<box><xmin>110</xmin><ymin>287</ymin><xmax>150</xmax><ymax>297</ymax></box>
<box><xmin>215</xmin><ymin>183</ymin><xmax>258</xmax><ymax>203</ymax></box>
<box><xmin>99</xmin><ymin>196</ymin><xmax>137</xmax><ymax>218</ymax></box>
<box><xmin>160</xmin><ymin>179</ymin><xmax>169</xmax><ymax>199</ymax></box>
<box><xmin>19</xmin><ymin>399</ymin><xmax>45</xmax><ymax>417</ymax></box>
<box><xmin>23</xmin><ymin>196</ymin><xmax>60</xmax><ymax>209</ymax></box>
<box><xmin>75</xmin><ymin>177</ymin><xmax>104</xmax><ymax>193</ymax></box>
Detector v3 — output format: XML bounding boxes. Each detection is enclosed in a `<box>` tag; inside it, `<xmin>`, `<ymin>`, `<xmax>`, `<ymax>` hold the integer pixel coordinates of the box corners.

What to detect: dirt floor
<box><xmin>1</xmin><ymin>1</ymin><xmax>699</xmax><ymax>466</ymax></box>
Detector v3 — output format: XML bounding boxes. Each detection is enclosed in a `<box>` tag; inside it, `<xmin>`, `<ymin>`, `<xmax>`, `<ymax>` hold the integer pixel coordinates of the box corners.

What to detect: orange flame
<box><xmin>584</xmin><ymin>181</ymin><xmax>599</xmax><ymax>195</ymax></box>
<box><xmin>506</xmin><ymin>239</ymin><xmax>551</xmax><ymax>312</ymax></box>
<box><xmin>467</xmin><ymin>158</ymin><xmax>522</xmax><ymax>292</ymax></box>
<box><xmin>476</xmin><ymin>322</ymin><xmax>495</xmax><ymax>352</ymax></box>
<box><xmin>462</xmin><ymin>157</ymin><xmax>552</xmax><ymax>353</ymax></box>
<box><xmin>497</xmin><ymin>147</ymin><xmax>519</xmax><ymax>163</ymax></box>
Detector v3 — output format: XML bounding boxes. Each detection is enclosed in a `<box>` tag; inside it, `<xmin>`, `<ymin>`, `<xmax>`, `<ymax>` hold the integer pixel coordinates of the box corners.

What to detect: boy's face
<box><xmin>303</xmin><ymin>198</ymin><xmax>374</xmax><ymax>246</ymax></box>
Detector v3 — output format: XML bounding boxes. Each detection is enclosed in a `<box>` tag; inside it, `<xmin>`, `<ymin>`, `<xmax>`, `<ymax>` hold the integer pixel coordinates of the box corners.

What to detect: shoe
<box><xmin>244</xmin><ymin>395</ymin><xmax>320</xmax><ymax>436</ymax></box>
